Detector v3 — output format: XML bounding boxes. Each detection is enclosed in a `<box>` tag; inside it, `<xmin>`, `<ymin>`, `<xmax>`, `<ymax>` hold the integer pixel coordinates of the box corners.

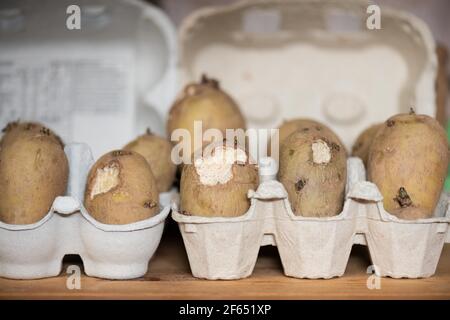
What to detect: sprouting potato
<box><xmin>180</xmin><ymin>142</ymin><xmax>258</xmax><ymax>217</ymax></box>
<box><xmin>0</xmin><ymin>121</ymin><xmax>69</xmax><ymax>224</ymax></box>
<box><xmin>167</xmin><ymin>75</ymin><xmax>246</xmax><ymax>157</ymax></box>
<box><xmin>368</xmin><ymin>111</ymin><xmax>449</xmax><ymax>219</ymax></box>
<box><xmin>279</xmin><ymin>126</ymin><xmax>347</xmax><ymax>217</ymax></box>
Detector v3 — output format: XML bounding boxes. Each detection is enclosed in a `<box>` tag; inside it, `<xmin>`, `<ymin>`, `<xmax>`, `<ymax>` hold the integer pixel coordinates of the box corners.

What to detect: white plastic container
<box><xmin>0</xmin><ymin>0</ymin><xmax>177</xmax><ymax>159</ymax></box>
<box><xmin>0</xmin><ymin>0</ymin><xmax>176</xmax><ymax>280</ymax></box>
<box><xmin>172</xmin><ymin>0</ymin><xmax>450</xmax><ymax>279</ymax></box>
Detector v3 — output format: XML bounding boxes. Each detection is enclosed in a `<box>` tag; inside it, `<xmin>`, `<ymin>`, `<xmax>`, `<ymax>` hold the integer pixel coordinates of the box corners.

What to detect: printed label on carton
<box><xmin>0</xmin><ymin>57</ymin><xmax>132</xmax><ymax>143</ymax></box>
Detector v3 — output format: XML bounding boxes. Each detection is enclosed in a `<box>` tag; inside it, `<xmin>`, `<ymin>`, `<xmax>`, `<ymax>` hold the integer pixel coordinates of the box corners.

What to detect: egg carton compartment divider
<box><xmin>0</xmin><ymin>143</ymin><xmax>171</xmax><ymax>280</ymax></box>
<box><xmin>172</xmin><ymin>157</ymin><xmax>450</xmax><ymax>280</ymax></box>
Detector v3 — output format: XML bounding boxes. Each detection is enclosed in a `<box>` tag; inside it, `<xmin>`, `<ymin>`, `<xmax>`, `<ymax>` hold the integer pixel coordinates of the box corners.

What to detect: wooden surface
<box><xmin>1</xmin><ymin>220</ymin><xmax>449</xmax><ymax>300</ymax></box>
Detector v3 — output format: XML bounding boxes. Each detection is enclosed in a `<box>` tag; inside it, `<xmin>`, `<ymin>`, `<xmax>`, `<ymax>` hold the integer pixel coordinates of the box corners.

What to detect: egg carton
<box><xmin>172</xmin><ymin>157</ymin><xmax>450</xmax><ymax>280</ymax></box>
<box><xmin>0</xmin><ymin>143</ymin><xmax>171</xmax><ymax>280</ymax></box>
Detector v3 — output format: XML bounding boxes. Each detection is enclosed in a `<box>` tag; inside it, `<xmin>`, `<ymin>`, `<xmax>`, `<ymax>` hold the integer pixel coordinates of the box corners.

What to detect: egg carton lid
<box><xmin>178</xmin><ymin>0</ymin><xmax>437</xmax><ymax>150</ymax></box>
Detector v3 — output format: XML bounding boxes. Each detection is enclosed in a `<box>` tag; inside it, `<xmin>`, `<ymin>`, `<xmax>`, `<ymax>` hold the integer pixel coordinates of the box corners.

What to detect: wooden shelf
<box><xmin>1</xmin><ymin>220</ymin><xmax>449</xmax><ymax>300</ymax></box>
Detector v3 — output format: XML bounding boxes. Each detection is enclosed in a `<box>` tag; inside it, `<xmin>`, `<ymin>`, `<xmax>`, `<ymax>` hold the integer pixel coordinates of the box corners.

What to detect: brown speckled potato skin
<box><xmin>367</xmin><ymin>113</ymin><xmax>449</xmax><ymax>219</ymax></box>
<box><xmin>124</xmin><ymin>132</ymin><xmax>176</xmax><ymax>193</ymax></box>
<box><xmin>278</xmin><ymin>119</ymin><xmax>341</xmax><ymax>144</ymax></box>
<box><xmin>180</xmin><ymin>158</ymin><xmax>258</xmax><ymax>217</ymax></box>
<box><xmin>84</xmin><ymin>150</ymin><xmax>159</xmax><ymax>224</ymax></box>
<box><xmin>278</xmin><ymin>129</ymin><xmax>347</xmax><ymax>217</ymax></box>
<box><xmin>0</xmin><ymin>122</ymin><xmax>69</xmax><ymax>224</ymax></box>
<box><xmin>351</xmin><ymin>123</ymin><xmax>382</xmax><ymax>167</ymax></box>
<box><xmin>167</xmin><ymin>76</ymin><xmax>246</xmax><ymax>155</ymax></box>
<box><xmin>271</xmin><ymin>118</ymin><xmax>347</xmax><ymax>158</ymax></box>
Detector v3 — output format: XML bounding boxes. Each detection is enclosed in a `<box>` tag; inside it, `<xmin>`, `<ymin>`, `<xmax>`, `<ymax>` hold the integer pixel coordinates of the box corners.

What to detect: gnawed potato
<box><xmin>180</xmin><ymin>142</ymin><xmax>258</xmax><ymax>217</ymax></box>
<box><xmin>279</xmin><ymin>128</ymin><xmax>347</xmax><ymax>217</ymax></box>
<box><xmin>84</xmin><ymin>150</ymin><xmax>159</xmax><ymax>224</ymax></box>
<box><xmin>270</xmin><ymin>118</ymin><xmax>347</xmax><ymax>158</ymax></box>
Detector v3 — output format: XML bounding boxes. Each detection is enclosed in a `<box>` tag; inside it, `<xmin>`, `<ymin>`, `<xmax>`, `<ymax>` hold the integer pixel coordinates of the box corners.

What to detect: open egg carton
<box><xmin>0</xmin><ymin>0</ymin><xmax>177</xmax><ymax>280</ymax></box>
<box><xmin>172</xmin><ymin>0</ymin><xmax>450</xmax><ymax>279</ymax></box>
<box><xmin>0</xmin><ymin>143</ymin><xmax>171</xmax><ymax>280</ymax></box>
<box><xmin>173</xmin><ymin>157</ymin><xmax>450</xmax><ymax>280</ymax></box>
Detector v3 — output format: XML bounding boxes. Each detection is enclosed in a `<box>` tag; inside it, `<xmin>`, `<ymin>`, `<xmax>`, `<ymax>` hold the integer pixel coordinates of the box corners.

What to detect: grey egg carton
<box><xmin>172</xmin><ymin>157</ymin><xmax>450</xmax><ymax>280</ymax></box>
<box><xmin>0</xmin><ymin>143</ymin><xmax>171</xmax><ymax>280</ymax></box>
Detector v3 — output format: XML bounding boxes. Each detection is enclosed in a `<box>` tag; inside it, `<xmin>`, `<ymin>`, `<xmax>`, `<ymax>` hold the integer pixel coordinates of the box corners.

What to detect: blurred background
<box><xmin>158</xmin><ymin>0</ymin><xmax>450</xmax><ymax>54</ymax></box>
<box><xmin>157</xmin><ymin>0</ymin><xmax>450</xmax><ymax>91</ymax></box>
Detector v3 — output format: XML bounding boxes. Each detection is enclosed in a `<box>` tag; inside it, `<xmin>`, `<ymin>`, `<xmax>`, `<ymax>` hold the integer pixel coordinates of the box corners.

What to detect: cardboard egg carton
<box><xmin>0</xmin><ymin>143</ymin><xmax>171</xmax><ymax>280</ymax></box>
<box><xmin>171</xmin><ymin>0</ymin><xmax>448</xmax><ymax>280</ymax></box>
<box><xmin>172</xmin><ymin>157</ymin><xmax>450</xmax><ymax>280</ymax></box>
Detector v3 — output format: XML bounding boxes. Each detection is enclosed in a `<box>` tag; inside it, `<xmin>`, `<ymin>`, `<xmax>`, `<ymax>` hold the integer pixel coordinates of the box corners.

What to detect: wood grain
<box><xmin>1</xmin><ymin>221</ymin><xmax>449</xmax><ymax>300</ymax></box>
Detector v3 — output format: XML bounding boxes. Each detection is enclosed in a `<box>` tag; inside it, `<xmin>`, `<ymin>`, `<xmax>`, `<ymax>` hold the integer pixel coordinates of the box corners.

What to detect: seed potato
<box><xmin>84</xmin><ymin>150</ymin><xmax>159</xmax><ymax>224</ymax></box>
<box><xmin>180</xmin><ymin>143</ymin><xmax>258</xmax><ymax>217</ymax></box>
<box><xmin>367</xmin><ymin>112</ymin><xmax>448</xmax><ymax>219</ymax></box>
<box><xmin>351</xmin><ymin>123</ymin><xmax>382</xmax><ymax>167</ymax></box>
<box><xmin>271</xmin><ymin>118</ymin><xmax>347</xmax><ymax>158</ymax></box>
<box><xmin>167</xmin><ymin>75</ymin><xmax>246</xmax><ymax>156</ymax></box>
<box><xmin>0</xmin><ymin>122</ymin><xmax>69</xmax><ymax>224</ymax></box>
<box><xmin>278</xmin><ymin>127</ymin><xmax>347</xmax><ymax>217</ymax></box>
<box><xmin>124</xmin><ymin>130</ymin><xmax>176</xmax><ymax>193</ymax></box>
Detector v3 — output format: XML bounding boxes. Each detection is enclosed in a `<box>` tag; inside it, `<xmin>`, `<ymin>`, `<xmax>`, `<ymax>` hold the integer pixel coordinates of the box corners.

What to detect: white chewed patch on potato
<box><xmin>312</xmin><ymin>139</ymin><xmax>331</xmax><ymax>164</ymax></box>
<box><xmin>195</xmin><ymin>146</ymin><xmax>247</xmax><ymax>186</ymax></box>
<box><xmin>90</xmin><ymin>163</ymin><xmax>120</xmax><ymax>199</ymax></box>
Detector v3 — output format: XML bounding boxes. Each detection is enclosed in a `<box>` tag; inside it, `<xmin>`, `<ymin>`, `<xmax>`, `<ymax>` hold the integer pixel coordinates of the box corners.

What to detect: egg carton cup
<box><xmin>350</xmin><ymin>184</ymin><xmax>450</xmax><ymax>278</ymax></box>
<box><xmin>172</xmin><ymin>158</ymin><xmax>450</xmax><ymax>280</ymax></box>
<box><xmin>0</xmin><ymin>143</ymin><xmax>170</xmax><ymax>280</ymax></box>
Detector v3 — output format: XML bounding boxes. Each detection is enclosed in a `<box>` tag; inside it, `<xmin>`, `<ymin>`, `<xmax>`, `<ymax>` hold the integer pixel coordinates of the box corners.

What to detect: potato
<box><xmin>278</xmin><ymin>128</ymin><xmax>347</xmax><ymax>217</ymax></box>
<box><xmin>84</xmin><ymin>150</ymin><xmax>159</xmax><ymax>224</ymax></box>
<box><xmin>180</xmin><ymin>143</ymin><xmax>258</xmax><ymax>217</ymax></box>
<box><xmin>167</xmin><ymin>75</ymin><xmax>246</xmax><ymax>156</ymax></box>
<box><xmin>123</xmin><ymin>130</ymin><xmax>176</xmax><ymax>193</ymax></box>
<box><xmin>270</xmin><ymin>118</ymin><xmax>347</xmax><ymax>158</ymax></box>
<box><xmin>0</xmin><ymin>121</ymin><xmax>69</xmax><ymax>224</ymax></box>
<box><xmin>367</xmin><ymin>112</ymin><xmax>449</xmax><ymax>219</ymax></box>
<box><xmin>351</xmin><ymin>123</ymin><xmax>382</xmax><ymax>166</ymax></box>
